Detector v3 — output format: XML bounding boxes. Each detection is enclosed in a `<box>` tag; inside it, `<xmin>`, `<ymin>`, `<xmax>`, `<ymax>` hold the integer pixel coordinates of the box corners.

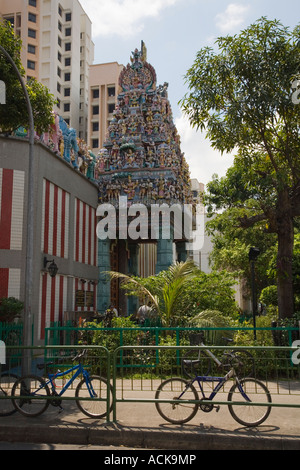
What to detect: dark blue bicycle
<box><xmin>155</xmin><ymin>338</ymin><xmax>272</xmax><ymax>427</ymax></box>
<box><xmin>11</xmin><ymin>350</ymin><xmax>113</xmax><ymax>418</ymax></box>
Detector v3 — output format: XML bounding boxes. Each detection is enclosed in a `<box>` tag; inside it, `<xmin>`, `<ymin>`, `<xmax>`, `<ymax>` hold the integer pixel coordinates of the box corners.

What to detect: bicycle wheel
<box><xmin>75</xmin><ymin>375</ymin><xmax>113</xmax><ymax>418</ymax></box>
<box><xmin>230</xmin><ymin>350</ymin><xmax>255</xmax><ymax>378</ymax></box>
<box><xmin>11</xmin><ymin>375</ymin><xmax>50</xmax><ymax>417</ymax></box>
<box><xmin>181</xmin><ymin>349</ymin><xmax>212</xmax><ymax>379</ymax></box>
<box><xmin>155</xmin><ymin>378</ymin><xmax>199</xmax><ymax>424</ymax></box>
<box><xmin>0</xmin><ymin>373</ymin><xmax>19</xmax><ymax>417</ymax></box>
<box><xmin>228</xmin><ymin>378</ymin><xmax>272</xmax><ymax>427</ymax></box>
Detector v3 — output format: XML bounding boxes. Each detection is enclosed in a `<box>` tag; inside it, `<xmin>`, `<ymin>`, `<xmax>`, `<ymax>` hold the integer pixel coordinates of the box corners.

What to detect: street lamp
<box><xmin>0</xmin><ymin>46</ymin><xmax>35</xmax><ymax>375</ymax></box>
<box><xmin>249</xmin><ymin>247</ymin><xmax>260</xmax><ymax>340</ymax></box>
<box><xmin>44</xmin><ymin>258</ymin><xmax>58</xmax><ymax>278</ymax></box>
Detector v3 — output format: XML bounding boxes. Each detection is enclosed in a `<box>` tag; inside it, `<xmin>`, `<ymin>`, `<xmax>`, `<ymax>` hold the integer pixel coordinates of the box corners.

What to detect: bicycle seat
<box><xmin>222</xmin><ymin>337</ymin><xmax>233</xmax><ymax>343</ymax></box>
<box><xmin>37</xmin><ymin>362</ymin><xmax>54</xmax><ymax>370</ymax></box>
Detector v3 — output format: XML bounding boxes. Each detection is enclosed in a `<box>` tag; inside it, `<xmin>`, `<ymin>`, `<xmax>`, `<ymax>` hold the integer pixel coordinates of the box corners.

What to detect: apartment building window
<box><xmin>28</xmin><ymin>13</ymin><xmax>37</xmax><ymax>23</ymax></box>
<box><xmin>92</xmin><ymin>89</ymin><xmax>99</xmax><ymax>99</ymax></box>
<box><xmin>57</xmin><ymin>82</ymin><xmax>61</xmax><ymax>93</ymax></box>
<box><xmin>58</xmin><ymin>21</ymin><xmax>62</xmax><ymax>32</ymax></box>
<box><xmin>58</xmin><ymin>5</ymin><xmax>62</xmax><ymax>17</ymax></box>
<box><xmin>64</xmin><ymin>103</ymin><xmax>70</xmax><ymax>112</ymax></box>
<box><xmin>64</xmin><ymin>73</ymin><xmax>71</xmax><ymax>82</ymax></box>
<box><xmin>64</xmin><ymin>88</ymin><xmax>70</xmax><ymax>97</ymax></box>
<box><xmin>65</xmin><ymin>43</ymin><xmax>71</xmax><ymax>52</ymax></box>
<box><xmin>28</xmin><ymin>44</ymin><xmax>36</xmax><ymax>54</ymax></box>
<box><xmin>4</xmin><ymin>16</ymin><xmax>15</xmax><ymax>27</ymax></box>
<box><xmin>58</xmin><ymin>36</ymin><xmax>62</xmax><ymax>47</ymax></box>
<box><xmin>27</xmin><ymin>60</ymin><xmax>36</xmax><ymax>70</ymax></box>
<box><xmin>65</xmin><ymin>57</ymin><xmax>71</xmax><ymax>67</ymax></box>
<box><xmin>57</xmin><ymin>67</ymin><xmax>61</xmax><ymax>78</ymax></box>
<box><xmin>92</xmin><ymin>122</ymin><xmax>99</xmax><ymax>132</ymax></box>
<box><xmin>108</xmin><ymin>104</ymin><xmax>115</xmax><ymax>114</ymax></box>
<box><xmin>29</xmin><ymin>0</ymin><xmax>37</xmax><ymax>6</ymax></box>
<box><xmin>28</xmin><ymin>29</ymin><xmax>36</xmax><ymax>38</ymax></box>
<box><xmin>66</xmin><ymin>12</ymin><xmax>72</xmax><ymax>22</ymax></box>
<box><xmin>92</xmin><ymin>139</ymin><xmax>99</xmax><ymax>149</ymax></box>
<box><xmin>92</xmin><ymin>105</ymin><xmax>99</xmax><ymax>115</ymax></box>
<box><xmin>65</xmin><ymin>28</ymin><xmax>72</xmax><ymax>37</ymax></box>
<box><xmin>58</xmin><ymin>52</ymin><xmax>62</xmax><ymax>62</ymax></box>
<box><xmin>108</xmin><ymin>87</ymin><xmax>115</xmax><ymax>97</ymax></box>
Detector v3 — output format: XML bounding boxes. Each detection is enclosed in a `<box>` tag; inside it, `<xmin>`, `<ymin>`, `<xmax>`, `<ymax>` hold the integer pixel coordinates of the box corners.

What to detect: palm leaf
<box><xmin>105</xmin><ymin>271</ymin><xmax>160</xmax><ymax>315</ymax></box>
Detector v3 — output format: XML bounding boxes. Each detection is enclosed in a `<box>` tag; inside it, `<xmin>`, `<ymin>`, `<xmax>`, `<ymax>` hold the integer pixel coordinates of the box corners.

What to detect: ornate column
<box><xmin>127</xmin><ymin>243</ymin><xmax>140</xmax><ymax>314</ymax></box>
<box><xmin>97</xmin><ymin>239</ymin><xmax>111</xmax><ymax>313</ymax></box>
<box><xmin>156</xmin><ymin>238</ymin><xmax>173</xmax><ymax>273</ymax></box>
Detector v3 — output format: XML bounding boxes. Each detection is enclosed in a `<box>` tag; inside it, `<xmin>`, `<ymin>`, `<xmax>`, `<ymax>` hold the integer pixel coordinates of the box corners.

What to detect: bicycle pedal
<box><xmin>215</xmin><ymin>406</ymin><xmax>220</xmax><ymax>412</ymax></box>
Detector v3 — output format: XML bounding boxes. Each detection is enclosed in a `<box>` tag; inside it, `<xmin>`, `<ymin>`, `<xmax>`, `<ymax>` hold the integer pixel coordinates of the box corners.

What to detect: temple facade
<box><xmin>95</xmin><ymin>43</ymin><xmax>194</xmax><ymax>315</ymax></box>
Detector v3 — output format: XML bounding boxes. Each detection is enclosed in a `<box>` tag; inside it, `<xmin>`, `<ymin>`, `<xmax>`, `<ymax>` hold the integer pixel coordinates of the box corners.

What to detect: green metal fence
<box><xmin>44</xmin><ymin>324</ymin><xmax>300</xmax><ymax>367</ymax></box>
<box><xmin>2</xmin><ymin>344</ymin><xmax>300</xmax><ymax>425</ymax></box>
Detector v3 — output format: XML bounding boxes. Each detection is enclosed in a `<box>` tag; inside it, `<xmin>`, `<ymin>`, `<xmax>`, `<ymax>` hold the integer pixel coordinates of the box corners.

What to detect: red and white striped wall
<box><xmin>0</xmin><ymin>168</ymin><xmax>25</xmax><ymax>251</ymax></box>
<box><xmin>0</xmin><ymin>268</ymin><xmax>21</xmax><ymax>299</ymax></box>
<box><xmin>38</xmin><ymin>275</ymin><xmax>96</xmax><ymax>339</ymax></box>
<box><xmin>74</xmin><ymin>198</ymin><xmax>97</xmax><ymax>266</ymax></box>
<box><xmin>41</xmin><ymin>179</ymin><xmax>70</xmax><ymax>259</ymax></box>
<box><xmin>38</xmin><ymin>272</ymin><xmax>68</xmax><ymax>340</ymax></box>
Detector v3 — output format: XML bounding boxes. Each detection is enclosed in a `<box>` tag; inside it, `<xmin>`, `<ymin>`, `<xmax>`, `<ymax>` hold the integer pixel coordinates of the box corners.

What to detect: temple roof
<box><xmin>96</xmin><ymin>43</ymin><xmax>192</xmax><ymax>207</ymax></box>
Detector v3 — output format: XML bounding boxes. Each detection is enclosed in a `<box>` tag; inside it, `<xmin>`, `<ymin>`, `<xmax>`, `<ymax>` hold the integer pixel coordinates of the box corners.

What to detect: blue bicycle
<box><xmin>11</xmin><ymin>350</ymin><xmax>113</xmax><ymax>418</ymax></box>
<box><xmin>155</xmin><ymin>340</ymin><xmax>272</xmax><ymax>427</ymax></box>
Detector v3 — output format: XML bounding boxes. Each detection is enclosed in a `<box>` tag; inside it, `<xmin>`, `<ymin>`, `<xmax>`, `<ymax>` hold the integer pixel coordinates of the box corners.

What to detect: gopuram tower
<box><xmin>96</xmin><ymin>42</ymin><xmax>193</xmax><ymax>315</ymax></box>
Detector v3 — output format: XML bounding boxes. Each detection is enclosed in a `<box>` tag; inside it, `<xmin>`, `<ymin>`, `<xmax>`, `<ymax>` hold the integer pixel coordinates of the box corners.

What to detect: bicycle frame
<box><xmin>192</xmin><ymin>368</ymin><xmax>235</xmax><ymax>402</ymax></box>
<box><xmin>42</xmin><ymin>363</ymin><xmax>94</xmax><ymax>398</ymax></box>
<box><xmin>183</xmin><ymin>344</ymin><xmax>251</xmax><ymax>403</ymax></box>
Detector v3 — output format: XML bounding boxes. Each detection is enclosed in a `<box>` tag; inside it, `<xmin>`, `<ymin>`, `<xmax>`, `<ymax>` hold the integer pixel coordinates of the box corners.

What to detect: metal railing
<box><xmin>2</xmin><ymin>343</ymin><xmax>300</xmax><ymax>424</ymax></box>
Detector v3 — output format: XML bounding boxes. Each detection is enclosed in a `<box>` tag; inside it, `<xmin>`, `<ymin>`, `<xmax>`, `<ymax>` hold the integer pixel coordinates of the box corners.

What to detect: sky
<box><xmin>80</xmin><ymin>0</ymin><xmax>299</xmax><ymax>186</ymax></box>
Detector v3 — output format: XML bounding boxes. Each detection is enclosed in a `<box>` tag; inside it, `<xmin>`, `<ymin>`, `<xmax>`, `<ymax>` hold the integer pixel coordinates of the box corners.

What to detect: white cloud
<box><xmin>215</xmin><ymin>3</ymin><xmax>250</xmax><ymax>33</ymax></box>
<box><xmin>175</xmin><ymin>113</ymin><xmax>235</xmax><ymax>186</ymax></box>
<box><xmin>80</xmin><ymin>0</ymin><xmax>181</xmax><ymax>38</ymax></box>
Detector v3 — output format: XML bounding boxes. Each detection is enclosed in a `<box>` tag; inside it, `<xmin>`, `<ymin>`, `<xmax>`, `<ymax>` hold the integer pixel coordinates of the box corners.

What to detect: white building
<box><xmin>0</xmin><ymin>0</ymin><xmax>94</xmax><ymax>141</ymax></box>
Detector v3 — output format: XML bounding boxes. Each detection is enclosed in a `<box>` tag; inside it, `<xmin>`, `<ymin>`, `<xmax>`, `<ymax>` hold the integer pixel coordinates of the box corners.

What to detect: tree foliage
<box><xmin>0</xmin><ymin>21</ymin><xmax>56</xmax><ymax>134</ymax></box>
<box><xmin>108</xmin><ymin>260</ymin><xmax>238</xmax><ymax>326</ymax></box>
<box><xmin>180</xmin><ymin>17</ymin><xmax>300</xmax><ymax>318</ymax></box>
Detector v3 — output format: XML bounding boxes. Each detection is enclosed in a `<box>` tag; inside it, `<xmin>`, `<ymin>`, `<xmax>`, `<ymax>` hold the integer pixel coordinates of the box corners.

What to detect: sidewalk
<box><xmin>1</xmin><ymin>393</ymin><xmax>300</xmax><ymax>450</ymax></box>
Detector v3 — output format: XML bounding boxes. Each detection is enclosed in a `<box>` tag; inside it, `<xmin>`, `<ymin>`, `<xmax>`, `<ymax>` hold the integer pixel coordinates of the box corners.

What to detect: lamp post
<box><xmin>0</xmin><ymin>46</ymin><xmax>35</xmax><ymax>375</ymax></box>
<box><xmin>249</xmin><ymin>247</ymin><xmax>260</xmax><ymax>340</ymax></box>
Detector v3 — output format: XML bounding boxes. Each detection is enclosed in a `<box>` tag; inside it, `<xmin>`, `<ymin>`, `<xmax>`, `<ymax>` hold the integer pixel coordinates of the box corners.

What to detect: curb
<box><xmin>1</xmin><ymin>424</ymin><xmax>300</xmax><ymax>450</ymax></box>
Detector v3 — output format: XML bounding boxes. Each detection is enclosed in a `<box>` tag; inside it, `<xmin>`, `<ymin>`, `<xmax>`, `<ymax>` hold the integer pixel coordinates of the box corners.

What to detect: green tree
<box><xmin>108</xmin><ymin>260</ymin><xmax>238</xmax><ymax>326</ymax></box>
<box><xmin>0</xmin><ymin>21</ymin><xmax>56</xmax><ymax>134</ymax></box>
<box><xmin>181</xmin><ymin>18</ymin><xmax>300</xmax><ymax>319</ymax></box>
